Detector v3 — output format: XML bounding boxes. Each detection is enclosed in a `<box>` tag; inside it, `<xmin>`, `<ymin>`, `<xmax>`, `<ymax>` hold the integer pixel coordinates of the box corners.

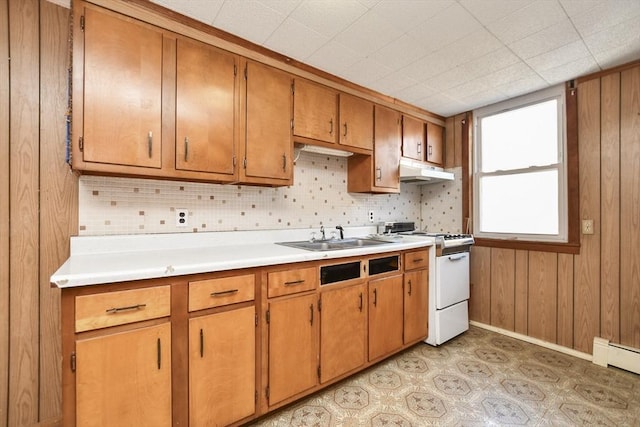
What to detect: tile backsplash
<box><xmin>79</xmin><ymin>152</ymin><xmax>461</xmax><ymax>236</ymax></box>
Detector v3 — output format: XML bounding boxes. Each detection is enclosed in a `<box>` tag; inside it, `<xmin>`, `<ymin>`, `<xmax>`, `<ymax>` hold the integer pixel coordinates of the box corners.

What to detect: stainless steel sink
<box><xmin>277</xmin><ymin>238</ymin><xmax>392</xmax><ymax>252</ymax></box>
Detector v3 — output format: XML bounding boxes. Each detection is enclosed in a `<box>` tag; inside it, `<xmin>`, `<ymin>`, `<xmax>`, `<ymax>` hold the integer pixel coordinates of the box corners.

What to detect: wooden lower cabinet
<box><xmin>189</xmin><ymin>306</ymin><xmax>256</xmax><ymax>426</ymax></box>
<box><xmin>267</xmin><ymin>293</ymin><xmax>319</xmax><ymax>405</ymax></box>
<box><xmin>320</xmin><ymin>282</ymin><xmax>367</xmax><ymax>383</ymax></box>
<box><xmin>75</xmin><ymin>322</ymin><xmax>172</xmax><ymax>427</ymax></box>
<box><xmin>404</xmin><ymin>269</ymin><xmax>429</xmax><ymax>343</ymax></box>
<box><xmin>368</xmin><ymin>274</ymin><xmax>404</xmax><ymax>361</ymax></box>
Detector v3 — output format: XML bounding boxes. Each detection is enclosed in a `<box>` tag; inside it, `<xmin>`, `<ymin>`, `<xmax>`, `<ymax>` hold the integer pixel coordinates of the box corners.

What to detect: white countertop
<box><xmin>51</xmin><ymin>227</ymin><xmax>434</xmax><ymax>288</ymax></box>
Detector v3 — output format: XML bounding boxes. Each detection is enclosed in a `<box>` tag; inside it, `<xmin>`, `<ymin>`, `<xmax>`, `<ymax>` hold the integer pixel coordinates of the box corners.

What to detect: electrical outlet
<box><xmin>368</xmin><ymin>210</ymin><xmax>375</xmax><ymax>223</ymax></box>
<box><xmin>581</xmin><ymin>219</ymin><xmax>594</xmax><ymax>235</ymax></box>
<box><xmin>176</xmin><ymin>208</ymin><xmax>188</xmax><ymax>227</ymax></box>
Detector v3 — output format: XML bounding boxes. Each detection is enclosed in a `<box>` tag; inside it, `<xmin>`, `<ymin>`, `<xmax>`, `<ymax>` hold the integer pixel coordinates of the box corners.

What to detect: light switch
<box><xmin>582</xmin><ymin>219</ymin><xmax>594</xmax><ymax>235</ymax></box>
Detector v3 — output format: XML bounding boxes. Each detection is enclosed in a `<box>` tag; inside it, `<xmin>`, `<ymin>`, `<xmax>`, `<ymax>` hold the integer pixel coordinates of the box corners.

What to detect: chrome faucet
<box><xmin>336</xmin><ymin>225</ymin><xmax>344</xmax><ymax>239</ymax></box>
<box><xmin>320</xmin><ymin>225</ymin><xmax>325</xmax><ymax>240</ymax></box>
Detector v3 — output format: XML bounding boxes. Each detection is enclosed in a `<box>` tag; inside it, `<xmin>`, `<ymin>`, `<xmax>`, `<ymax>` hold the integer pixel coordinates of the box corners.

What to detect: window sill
<box><xmin>473</xmin><ymin>238</ymin><xmax>580</xmax><ymax>254</ymax></box>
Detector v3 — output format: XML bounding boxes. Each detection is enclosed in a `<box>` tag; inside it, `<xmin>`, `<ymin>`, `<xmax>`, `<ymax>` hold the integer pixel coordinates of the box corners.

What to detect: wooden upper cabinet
<box><xmin>426</xmin><ymin>122</ymin><xmax>444</xmax><ymax>165</ymax></box>
<box><xmin>175</xmin><ymin>38</ymin><xmax>237</xmax><ymax>178</ymax></box>
<box><xmin>373</xmin><ymin>106</ymin><xmax>401</xmax><ymax>190</ymax></box>
<box><xmin>242</xmin><ymin>61</ymin><xmax>293</xmax><ymax>185</ymax></box>
<box><xmin>339</xmin><ymin>94</ymin><xmax>373</xmax><ymax>151</ymax></box>
<box><xmin>79</xmin><ymin>7</ymin><xmax>163</xmax><ymax>169</ymax></box>
<box><xmin>402</xmin><ymin>115</ymin><xmax>425</xmax><ymax>161</ymax></box>
<box><xmin>293</xmin><ymin>79</ymin><xmax>338</xmax><ymax>144</ymax></box>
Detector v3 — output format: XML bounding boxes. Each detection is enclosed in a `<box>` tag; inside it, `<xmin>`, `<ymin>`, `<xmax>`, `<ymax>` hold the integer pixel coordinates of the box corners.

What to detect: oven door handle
<box><xmin>447</xmin><ymin>254</ymin><xmax>467</xmax><ymax>261</ymax></box>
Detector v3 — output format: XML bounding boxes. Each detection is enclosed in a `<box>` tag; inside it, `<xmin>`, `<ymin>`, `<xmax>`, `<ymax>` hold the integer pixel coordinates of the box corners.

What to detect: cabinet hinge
<box><xmin>80</xmin><ymin>15</ymin><xmax>85</xmax><ymax>31</ymax></box>
<box><xmin>266</xmin><ymin>309</ymin><xmax>270</xmax><ymax>324</ymax></box>
<box><xmin>70</xmin><ymin>352</ymin><xmax>76</xmax><ymax>372</ymax></box>
<box><xmin>78</xmin><ymin>136</ymin><xmax>84</xmax><ymax>152</ymax></box>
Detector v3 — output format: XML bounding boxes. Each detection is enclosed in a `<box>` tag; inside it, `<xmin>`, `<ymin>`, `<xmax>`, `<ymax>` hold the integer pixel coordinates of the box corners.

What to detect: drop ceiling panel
<box><xmin>149</xmin><ymin>0</ymin><xmax>640</xmax><ymax>117</ymax></box>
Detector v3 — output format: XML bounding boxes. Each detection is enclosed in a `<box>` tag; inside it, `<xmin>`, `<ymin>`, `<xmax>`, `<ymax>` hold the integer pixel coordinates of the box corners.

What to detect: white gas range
<box><xmin>380</xmin><ymin>222</ymin><xmax>474</xmax><ymax>345</ymax></box>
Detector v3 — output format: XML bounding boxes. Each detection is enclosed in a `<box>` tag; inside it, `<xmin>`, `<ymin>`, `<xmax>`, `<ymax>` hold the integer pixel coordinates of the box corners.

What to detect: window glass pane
<box><xmin>479</xmin><ymin>170</ymin><xmax>559</xmax><ymax>235</ymax></box>
<box><xmin>481</xmin><ymin>99</ymin><xmax>558</xmax><ymax>172</ymax></box>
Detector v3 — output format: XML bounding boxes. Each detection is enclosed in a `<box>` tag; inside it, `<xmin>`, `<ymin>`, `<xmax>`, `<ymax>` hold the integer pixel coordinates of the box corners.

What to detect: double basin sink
<box><xmin>277</xmin><ymin>237</ymin><xmax>397</xmax><ymax>252</ymax></box>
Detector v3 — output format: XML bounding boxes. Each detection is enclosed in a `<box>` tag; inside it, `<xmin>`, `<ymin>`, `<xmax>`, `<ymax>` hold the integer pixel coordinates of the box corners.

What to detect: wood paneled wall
<box><xmin>0</xmin><ymin>0</ymin><xmax>76</xmax><ymax>425</ymax></box>
<box><xmin>470</xmin><ymin>64</ymin><xmax>640</xmax><ymax>354</ymax></box>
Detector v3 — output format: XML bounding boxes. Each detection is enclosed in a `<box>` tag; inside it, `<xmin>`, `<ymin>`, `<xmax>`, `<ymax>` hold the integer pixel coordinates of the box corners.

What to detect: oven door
<box><xmin>435</xmin><ymin>252</ymin><xmax>470</xmax><ymax>309</ymax></box>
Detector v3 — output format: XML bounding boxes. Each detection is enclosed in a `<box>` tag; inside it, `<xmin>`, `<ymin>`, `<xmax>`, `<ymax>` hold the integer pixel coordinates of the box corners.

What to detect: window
<box><xmin>473</xmin><ymin>86</ymin><xmax>567</xmax><ymax>242</ymax></box>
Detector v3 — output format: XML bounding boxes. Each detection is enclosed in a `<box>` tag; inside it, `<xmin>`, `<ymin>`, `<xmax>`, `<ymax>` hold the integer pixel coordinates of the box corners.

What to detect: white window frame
<box><xmin>473</xmin><ymin>85</ymin><xmax>568</xmax><ymax>243</ymax></box>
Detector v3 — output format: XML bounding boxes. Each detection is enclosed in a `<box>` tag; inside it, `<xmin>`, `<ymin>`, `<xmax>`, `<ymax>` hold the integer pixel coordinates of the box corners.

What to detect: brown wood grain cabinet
<box><xmin>426</xmin><ymin>122</ymin><xmax>444</xmax><ymax>165</ymax></box>
<box><xmin>293</xmin><ymin>79</ymin><xmax>338</xmax><ymax>144</ymax></box>
<box><xmin>402</xmin><ymin>115</ymin><xmax>425</xmax><ymax>161</ymax></box>
<box><xmin>175</xmin><ymin>37</ymin><xmax>237</xmax><ymax>177</ymax></box>
<box><xmin>339</xmin><ymin>94</ymin><xmax>374</xmax><ymax>151</ymax></box>
<box><xmin>319</xmin><ymin>282</ymin><xmax>367</xmax><ymax>383</ymax></box>
<box><xmin>368</xmin><ymin>274</ymin><xmax>404</xmax><ymax>361</ymax></box>
<box><xmin>77</xmin><ymin>6</ymin><xmax>164</xmax><ymax>170</ymax></box>
<box><xmin>403</xmin><ymin>250</ymin><xmax>429</xmax><ymax>343</ymax></box>
<box><xmin>348</xmin><ymin>105</ymin><xmax>401</xmax><ymax>193</ymax></box>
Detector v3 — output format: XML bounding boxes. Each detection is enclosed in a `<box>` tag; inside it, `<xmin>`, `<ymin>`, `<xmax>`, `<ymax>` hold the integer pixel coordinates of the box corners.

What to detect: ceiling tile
<box><xmin>415</xmin><ymin>92</ymin><xmax>468</xmax><ymax>116</ymax></box>
<box><xmin>334</xmin><ymin>9</ymin><xmax>404</xmax><ymax>56</ymax></box>
<box><xmin>592</xmin><ymin>42</ymin><xmax>640</xmax><ymax>69</ymax></box>
<box><xmin>458</xmin><ymin>47</ymin><xmax>521</xmax><ymax>78</ymax></box>
<box><xmin>443</xmin><ymin>29</ymin><xmax>503</xmax><ymax>64</ymax></box>
<box><xmin>288</xmin><ymin>0</ymin><xmax>368</xmax><ymax>38</ymax></box>
<box><xmin>369</xmin><ymin>35</ymin><xmax>433</xmax><ymax>70</ymax></box>
<box><xmin>304</xmin><ymin>41</ymin><xmax>363</xmax><ymax>74</ymax></box>
<box><xmin>369</xmin><ymin>72</ymin><xmax>418</xmax><ymax>97</ymax></box>
<box><xmin>526</xmin><ymin>40</ymin><xmax>592</xmax><ymax>72</ymax></box>
<box><xmin>570</xmin><ymin>0</ymin><xmax>640</xmax><ymax>37</ymax></box>
<box><xmin>339</xmin><ymin>57</ymin><xmax>393</xmax><ymax>86</ymax></box>
<box><xmin>150</xmin><ymin>0</ymin><xmax>224</xmax><ymax>25</ymax></box>
<box><xmin>392</xmin><ymin>83</ymin><xmax>438</xmax><ymax>104</ymax></box>
<box><xmin>371</xmin><ymin>0</ymin><xmax>453</xmax><ymax>31</ymax></box>
<box><xmin>558</xmin><ymin>0</ymin><xmax>601</xmax><ymax>17</ymax></box>
<box><xmin>496</xmin><ymin>73</ymin><xmax>548</xmax><ymax>98</ymax></box>
<box><xmin>213</xmin><ymin>0</ymin><xmax>287</xmax><ymax>44</ymax></box>
<box><xmin>443</xmin><ymin>78</ymin><xmax>492</xmax><ymax>100</ymax></box>
<box><xmin>537</xmin><ymin>56</ymin><xmax>600</xmax><ymax>84</ymax></box>
<box><xmin>488</xmin><ymin>1</ymin><xmax>567</xmax><ymax>44</ymax></box>
<box><xmin>257</xmin><ymin>0</ymin><xmax>302</xmax><ymax>15</ymax></box>
<box><xmin>509</xmin><ymin>19</ymin><xmax>580</xmax><ymax>60</ymax></box>
<box><xmin>583</xmin><ymin>15</ymin><xmax>640</xmax><ymax>55</ymax></box>
<box><xmin>459</xmin><ymin>0</ymin><xmax>533</xmax><ymax>26</ymax></box>
<box><xmin>264</xmin><ymin>19</ymin><xmax>328</xmax><ymax>61</ymax></box>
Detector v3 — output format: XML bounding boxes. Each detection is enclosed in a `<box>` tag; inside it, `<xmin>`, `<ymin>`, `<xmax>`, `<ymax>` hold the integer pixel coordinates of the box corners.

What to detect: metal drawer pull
<box><xmin>412</xmin><ymin>258</ymin><xmax>424</xmax><ymax>263</ymax></box>
<box><xmin>284</xmin><ymin>279</ymin><xmax>305</xmax><ymax>286</ymax></box>
<box><xmin>373</xmin><ymin>288</ymin><xmax>377</xmax><ymax>307</ymax></box>
<box><xmin>359</xmin><ymin>292</ymin><xmax>363</xmax><ymax>312</ymax></box>
<box><xmin>417</xmin><ymin>142</ymin><xmax>422</xmax><ymax>154</ymax></box>
<box><xmin>199</xmin><ymin>329</ymin><xmax>204</xmax><ymax>358</ymax></box>
<box><xmin>148</xmin><ymin>131</ymin><xmax>153</xmax><ymax>158</ymax></box>
<box><xmin>310</xmin><ymin>304</ymin><xmax>314</xmax><ymax>325</ymax></box>
<box><xmin>408</xmin><ymin>279</ymin><xmax>412</xmax><ymax>296</ymax></box>
<box><xmin>329</xmin><ymin>118</ymin><xmax>333</xmax><ymax>135</ymax></box>
<box><xmin>343</xmin><ymin>123</ymin><xmax>348</xmax><ymax>137</ymax></box>
<box><xmin>282</xmin><ymin>154</ymin><xmax>287</xmax><ymax>171</ymax></box>
<box><xmin>184</xmin><ymin>136</ymin><xmax>189</xmax><ymax>161</ymax></box>
<box><xmin>449</xmin><ymin>254</ymin><xmax>466</xmax><ymax>261</ymax></box>
<box><xmin>210</xmin><ymin>289</ymin><xmax>239</xmax><ymax>297</ymax></box>
<box><xmin>105</xmin><ymin>303</ymin><xmax>147</xmax><ymax>314</ymax></box>
<box><xmin>157</xmin><ymin>338</ymin><xmax>161</xmax><ymax>370</ymax></box>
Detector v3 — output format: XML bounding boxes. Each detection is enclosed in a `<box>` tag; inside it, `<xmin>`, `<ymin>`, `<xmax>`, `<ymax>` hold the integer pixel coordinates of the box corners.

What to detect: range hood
<box><xmin>399</xmin><ymin>157</ymin><xmax>454</xmax><ymax>184</ymax></box>
<box><xmin>295</xmin><ymin>143</ymin><xmax>353</xmax><ymax>157</ymax></box>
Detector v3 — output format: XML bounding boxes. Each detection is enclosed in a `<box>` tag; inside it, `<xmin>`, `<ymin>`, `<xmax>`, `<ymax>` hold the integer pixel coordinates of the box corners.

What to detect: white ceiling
<box><xmin>149</xmin><ymin>0</ymin><xmax>640</xmax><ymax>117</ymax></box>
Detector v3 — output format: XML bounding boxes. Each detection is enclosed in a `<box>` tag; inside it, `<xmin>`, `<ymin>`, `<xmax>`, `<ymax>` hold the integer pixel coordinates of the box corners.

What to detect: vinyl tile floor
<box><xmin>249</xmin><ymin>326</ymin><xmax>640</xmax><ymax>426</ymax></box>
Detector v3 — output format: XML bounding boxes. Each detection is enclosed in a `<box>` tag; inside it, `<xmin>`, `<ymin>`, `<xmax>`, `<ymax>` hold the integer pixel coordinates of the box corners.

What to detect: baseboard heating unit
<box><xmin>593</xmin><ymin>337</ymin><xmax>640</xmax><ymax>374</ymax></box>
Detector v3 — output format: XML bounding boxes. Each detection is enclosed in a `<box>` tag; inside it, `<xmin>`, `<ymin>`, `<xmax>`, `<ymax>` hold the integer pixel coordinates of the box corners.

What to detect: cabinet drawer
<box><xmin>75</xmin><ymin>285</ymin><xmax>171</xmax><ymax>332</ymax></box>
<box><xmin>404</xmin><ymin>250</ymin><xmax>428</xmax><ymax>270</ymax></box>
<box><xmin>268</xmin><ymin>267</ymin><xmax>317</xmax><ymax>298</ymax></box>
<box><xmin>189</xmin><ymin>274</ymin><xmax>255</xmax><ymax>311</ymax></box>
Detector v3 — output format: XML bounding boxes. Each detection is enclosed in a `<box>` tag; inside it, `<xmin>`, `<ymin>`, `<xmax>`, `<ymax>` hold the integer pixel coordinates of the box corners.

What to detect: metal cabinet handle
<box><xmin>157</xmin><ymin>338</ymin><xmax>161</xmax><ymax>370</ymax></box>
<box><xmin>408</xmin><ymin>279</ymin><xmax>412</xmax><ymax>296</ymax></box>
<box><xmin>284</xmin><ymin>279</ymin><xmax>305</xmax><ymax>286</ymax></box>
<box><xmin>417</xmin><ymin>142</ymin><xmax>422</xmax><ymax>154</ymax></box>
<box><xmin>412</xmin><ymin>258</ymin><xmax>424</xmax><ymax>263</ymax></box>
<box><xmin>373</xmin><ymin>288</ymin><xmax>377</xmax><ymax>307</ymax></box>
<box><xmin>329</xmin><ymin>118</ymin><xmax>333</xmax><ymax>135</ymax></box>
<box><xmin>199</xmin><ymin>329</ymin><xmax>204</xmax><ymax>358</ymax></box>
<box><xmin>428</xmin><ymin>145</ymin><xmax>433</xmax><ymax>156</ymax></box>
<box><xmin>184</xmin><ymin>136</ymin><xmax>189</xmax><ymax>161</ymax></box>
<box><xmin>449</xmin><ymin>254</ymin><xmax>466</xmax><ymax>261</ymax></box>
<box><xmin>359</xmin><ymin>292</ymin><xmax>363</xmax><ymax>312</ymax></box>
<box><xmin>376</xmin><ymin>167</ymin><xmax>382</xmax><ymax>180</ymax></box>
<box><xmin>210</xmin><ymin>289</ymin><xmax>239</xmax><ymax>297</ymax></box>
<box><xmin>282</xmin><ymin>154</ymin><xmax>287</xmax><ymax>171</ymax></box>
<box><xmin>310</xmin><ymin>304</ymin><xmax>314</xmax><ymax>325</ymax></box>
<box><xmin>148</xmin><ymin>131</ymin><xmax>153</xmax><ymax>158</ymax></box>
<box><xmin>105</xmin><ymin>303</ymin><xmax>146</xmax><ymax>314</ymax></box>
<box><xmin>343</xmin><ymin>122</ymin><xmax>348</xmax><ymax>137</ymax></box>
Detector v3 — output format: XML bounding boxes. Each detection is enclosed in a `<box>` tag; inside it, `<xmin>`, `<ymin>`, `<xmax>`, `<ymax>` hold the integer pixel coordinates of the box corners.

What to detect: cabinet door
<box><xmin>368</xmin><ymin>274</ymin><xmax>403</xmax><ymax>361</ymax></box>
<box><xmin>374</xmin><ymin>106</ymin><xmax>401</xmax><ymax>190</ymax></box>
<box><xmin>268</xmin><ymin>293</ymin><xmax>318</xmax><ymax>405</ymax></box>
<box><xmin>176</xmin><ymin>38</ymin><xmax>236</xmax><ymax>177</ymax></box>
<box><xmin>320</xmin><ymin>283</ymin><xmax>366</xmax><ymax>383</ymax></box>
<box><xmin>81</xmin><ymin>7</ymin><xmax>162</xmax><ymax>168</ymax></box>
<box><xmin>402</xmin><ymin>115</ymin><xmax>425</xmax><ymax>161</ymax></box>
<box><xmin>293</xmin><ymin>79</ymin><xmax>338</xmax><ymax>143</ymax></box>
<box><xmin>76</xmin><ymin>323</ymin><xmax>171</xmax><ymax>427</ymax></box>
<box><xmin>426</xmin><ymin>122</ymin><xmax>444</xmax><ymax>165</ymax></box>
<box><xmin>244</xmin><ymin>61</ymin><xmax>293</xmax><ymax>183</ymax></box>
<box><xmin>404</xmin><ymin>269</ymin><xmax>429</xmax><ymax>343</ymax></box>
<box><xmin>189</xmin><ymin>306</ymin><xmax>255</xmax><ymax>426</ymax></box>
<box><xmin>339</xmin><ymin>94</ymin><xmax>373</xmax><ymax>150</ymax></box>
